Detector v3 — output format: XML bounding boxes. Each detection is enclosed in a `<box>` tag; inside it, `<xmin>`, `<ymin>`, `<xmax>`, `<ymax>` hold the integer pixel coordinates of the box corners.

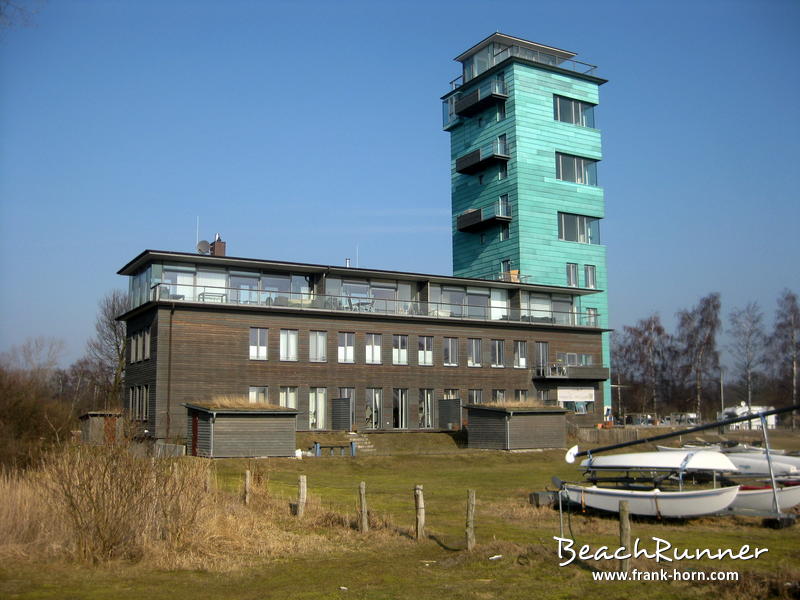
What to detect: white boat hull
<box><xmin>582</xmin><ymin>450</ymin><xmax>736</xmax><ymax>472</ymax></box>
<box><xmin>563</xmin><ymin>484</ymin><xmax>740</xmax><ymax>518</ymax></box>
<box><xmin>730</xmin><ymin>485</ymin><xmax>800</xmax><ymax>512</ymax></box>
<box><xmin>726</xmin><ymin>454</ymin><xmax>799</xmax><ymax>477</ymax></box>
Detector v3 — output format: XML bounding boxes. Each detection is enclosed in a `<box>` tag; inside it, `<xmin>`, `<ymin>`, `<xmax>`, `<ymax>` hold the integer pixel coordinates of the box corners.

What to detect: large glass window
<box><xmin>279</xmin><ymin>386</ymin><xmax>297</xmax><ymax>409</ymax></box>
<box><xmin>366</xmin><ymin>333</ymin><xmax>382</xmax><ymax>364</ymax></box>
<box><xmin>338</xmin><ymin>332</ymin><xmax>355</xmax><ymax>363</ymax></box>
<box><xmin>309</xmin><ymin>331</ymin><xmax>327</xmax><ymax>362</ymax></box>
<box><xmin>491</xmin><ymin>339</ymin><xmax>505</xmax><ymax>367</ymax></box>
<box><xmin>553</xmin><ymin>295</ymin><xmax>575</xmax><ymax>325</ymax></box>
<box><xmin>468</xmin><ymin>389</ymin><xmax>483</xmax><ymax>404</ymax></box>
<box><xmin>249</xmin><ymin>327</ymin><xmax>268</xmax><ymax>360</ymax></box>
<box><xmin>249</xmin><ymin>386</ymin><xmax>268</xmax><ymax>404</ymax></box>
<box><xmin>230</xmin><ymin>273</ymin><xmax>260</xmax><ymax>304</ymax></box>
<box><xmin>418</xmin><ymin>336</ymin><xmax>433</xmax><ymax>366</ymax></box>
<box><xmin>196</xmin><ymin>269</ymin><xmax>228</xmax><ymax>302</ymax></box>
<box><xmin>556</xmin><ymin>152</ymin><xmax>598</xmax><ymax>186</ymax></box>
<box><xmin>309</xmin><ymin>387</ymin><xmax>327</xmax><ymax>430</ymax></box>
<box><xmin>392</xmin><ymin>334</ymin><xmax>408</xmax><ymax>365</ymax></box>
<box><xmin>280</xmin><ymin>329</ymin><xmax>298</xmax><ymax>361</ymax></box>
<box><xmin>514</xmin><ymin>340</ymin><xmax>527</xmax><ymax>368</ymax></box>
<box><xmin>558</xmin><ymin>212</ymin><xmax>600</xmax><ymax>244</ymax></box>
<box><xmin>467</xmin><ymin>338</ymin><xmax>482</xmax><ymax>367</ymax></box>
<box><xmin>393</xmin><ymin>389</ymin><xmax>408</xmax><ymax>429</ymax></box>
<box><xmin>553</xmin><ymin>95</ymin><xmax>596</xmax><ymax>128</ymax></box>
<box><xmin>418</xmin><ymin>389</ymin><xmax>434</xmax><ymax>428</ymax></box>
<box><xmin>262</xmin><ymin>273</ymin><xmax>290</xmax><ymax>305</ymax></box>
<box><xmin>443</xmin><ymin>337</ymin><xmax>458</xmax><ymax>366</ymax></box>
<box><xmin>365</xmin><ymin>388</ymin><xmax>382</xmax><ymax>429</ymax></box>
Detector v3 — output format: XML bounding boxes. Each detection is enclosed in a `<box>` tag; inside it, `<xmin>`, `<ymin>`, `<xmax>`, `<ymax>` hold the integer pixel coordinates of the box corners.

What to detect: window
<box><xmin>498</xmin><ymin>194</ymin><xmax>510</xmax><ymax>217</ymax></box>
<box><xmin>279</xmin><ymin>386</ymin><xmax>297</xmax><ymax>408</ymax></box>
<box><xmin>130</xmin><ymin>329</ymin><xmax>151</xmax><ymax>363</ymax></box>
<box><xmin>499</xmin><ymin>223</ymin><xmax>510</xmax><ymax>241</ymax></box>
<box><xmin>497</xmin><ymin>102</ymin><xmax>506</xmax><ymax>121</ymax></box>
<box><xmin>393</xmin><ymin>389</ymin><xmax>408</xmax><ymax>429</ymax></box>
<box><xmin>143</xmin><ymin>328</ymin><xmax>150</xmax><ymax>360</ymax></box>
<box><xmin>443</xmin><ymin>337</ymin><xmax>458</xmax><ymax>366</ymax></box>
<box><xmin>338</xmin><ymin>332</ymin><xmax>355</xmax><ymax>363</ymax></box>
<box><xmin>418</xmin><ymin>336</ymin><xmax>433</xmax><ymax>366</ymax></box>
<box><xmin>418</xmin><ymin>389</ymin><xmax>434</xmax><ymax>428</ymax></box>
<box><xmin>579</xmin><ymin>353</ymin><xmax>594</xmax><ymax>366</ymax></box>
<box><xmin>490</xmin><ymin>339</ymin><xmax>505</xmax><ymax>367</ymax></box>
<box><xmin>249</xmin><ymin>386</ymin><xmax>268</xmax><ymax>404</ymax></box>
<box><xmin>500</xmin><ymin>259</ymin><xmax>511</xmax><ymax>275</ymax></box>
<box><xmin>280</xmin><ymin>329</ymin><xmax>298</xmax><ymax>361</ymax></box>
<box><xmin>366</xmin><ymin>333</ymin><xmax>382</xmax><ymax>364</ymax></box>
<box><xmin>585</xmin><ymin>265</ymin><xmax>597</xmax><ymax>289</ymax></box>
<box><xmin>478</xmin><ymin>174</ymin><xmax>484</xmax><ymax>185</ymax></box>
<box><xmin>128</xmin><ymin>385</ymin><xmax>149</xmax><ymax>421</ymax></box>
<box><xmin>468</xmin><ymin>389</ymin><xmax>483</xmax><ymax>404</ymax></box>
<box><xmin>515</xmin><ymin>389</ymin><xmax>528</xmax><ymax>403</ymax></box>
<box><xmin>566</xmin><ymin>263</ymin><xmax>578</xmax><ymax>287</ymax></box>
<box><xmin>250</xmin><ymin>328</ymin><xmax>268</xmax><ymax>360</ymax></box>
<box><xmin>496</xmin><ymin>133</ymin><xmax>507</xmax><ymax>154</ymax></box>
<box><xmin>557</xmin><ymin>352</ymin><xmax>579</xmax><ymax>367</ymax></box>
<box><xmin>309</xmin><ymin>387</ymin><xmax>327</xmax><ymax>430</ymax></box>
<box><xmin>556</xmin><ymin>152</ymin><xmax>598</xmax><ymax>186</ymax></box>
<box><xmin>392</xmin><ymin>334</ymin><xmax>408</xmax><ymax>365</ymax></box>
<box><xmin>553</xmin><ymin>95</ymin><xmax>596</xmax><ymax>128</ymax></box>
<box><xmin>365</xmin><ymin>388</ymin><xmax>382</xmax><ymax>429</ymax></box>
<box><xmin>536</xmin><ymin>342</ymin><xmax>549</xmax><ymax>369</ymax></box>
<box><xmin>514</xmin><ymin>340</ymin><xmax>527</xmax><ymax>368</ymax></box>
<box><xmin>309</xmin><ymin>331</ymin><xmax>327</xmax><ymax>362</ymax></box>
<box><xmin>558</xmin><ymin>212</ymin><xmax>600</xmax><ymax>244</ymax></box>
<box><xmin>498</xmin><ymin>163</ymin><xmax>508</xmax><ymax>180</ymax></box>
<box><xmin>444</xmin><ymin>389</ymin><xmax>459</xmax><ymax>399</ymax></box>
<box><xmin>492</xmin><ymin>389</ymin><xmax>505</xmax><ymax>403</ymax></box>
<box><xmin>467</xmin><ymin>338</ymin><xmax>482</xmax><ymax>367</ymax></box>
<box><xmin>586</xmin><ymin>307</ymin><xmax>598</xmax><ymax>327</ymax></box>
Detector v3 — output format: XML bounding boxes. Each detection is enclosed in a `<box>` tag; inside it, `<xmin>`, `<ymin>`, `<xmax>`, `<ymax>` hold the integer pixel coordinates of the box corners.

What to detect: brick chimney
<box><xmin>210</xmin><ymin>233</ymin><xmax>226</xmax><ymax>256</ymax></box>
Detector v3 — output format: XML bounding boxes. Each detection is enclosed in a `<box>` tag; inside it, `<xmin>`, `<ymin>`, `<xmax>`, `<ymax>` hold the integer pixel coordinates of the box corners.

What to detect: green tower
<box><xmin>442</xmin><ymin>33</ymin><xmax>611</xmax><ymax>413</ymax></box>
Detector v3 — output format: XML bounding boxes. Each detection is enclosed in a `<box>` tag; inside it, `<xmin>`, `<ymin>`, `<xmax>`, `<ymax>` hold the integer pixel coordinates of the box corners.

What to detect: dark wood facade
<box><xmin>466</xmin><ymin>406</ymin><xmax>567</xmax><ymax>450</ymax></box>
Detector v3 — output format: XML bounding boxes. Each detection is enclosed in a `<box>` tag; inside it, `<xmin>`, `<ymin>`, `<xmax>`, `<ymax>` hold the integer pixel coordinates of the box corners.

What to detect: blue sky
<box><xmin>1</xmin><ymin>0</ymin><xmax>798</xmax><ymax>365</ymax></box>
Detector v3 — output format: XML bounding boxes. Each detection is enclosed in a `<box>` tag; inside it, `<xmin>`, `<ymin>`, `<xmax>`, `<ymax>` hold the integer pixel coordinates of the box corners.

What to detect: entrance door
<box><xmin>191</xmin><ymin>415</ymin><xmax>199</xmax><ymax>456</ymax></box>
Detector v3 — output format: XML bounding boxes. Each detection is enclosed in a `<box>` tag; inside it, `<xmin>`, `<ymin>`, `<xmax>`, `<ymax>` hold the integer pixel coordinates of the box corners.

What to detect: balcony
<box><xmin>456</xmin><ymin>199</ymin><xmax>511</xmax><ymax>232</ymax></box>
<box><xmin>533</xmin><ymin>364</ymin><xmax>609</xmax><ymax>380</ymax></box>
<box><xmin>455</xmin><ymin>140</ymin><xmax>509</xmax><ymax>174</ymax></box>
<box><xmin>147</xmin><ymin>283</ymin><xmax>601</xmax><ymax>329</ymax></box>
<box><xmin>454</xmin><ymin>78</ymin><xmax>507</xmax><ymax>117</ymax></box>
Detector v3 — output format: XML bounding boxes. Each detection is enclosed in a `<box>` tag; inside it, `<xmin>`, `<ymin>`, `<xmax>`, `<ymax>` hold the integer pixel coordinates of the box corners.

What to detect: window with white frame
<box><xmin>392</xmin><ymin>334</ymin><xmax>408</xmax><ymax>365</ymax></box>
<box><xmin>566</xmin><ymin>263</ymin><xmax>578</xmax><ymax>287</ymax></box>
<box><xmin>365</xmin><ymin>333</ymin><xmax>382</xmax><ymax>364</ymax></box>
<box><xmin>309</xmin><ymin>387</ymin><xmax>327</xmax><ymax>430</ymax></box>
<box><xmin>467</xmin><ymin>338</ymin><xmax>482</xmax><ymax>367</ymax></box>
<box><xmin>338</xmin><ymin>332</ymin><xmax>355</xmax><ymax>363</ymax></box>
<box><xmin>443</xmin><ymin>337</ymin><xmax>458</xmax><ymax>366</ymax></box>
<box><xmin>418</xmin><ymin>388</ymin><xmax>434</xmax><ymax>428</ymax></box>
<box><xmin>514</xmin><ymin>340</ymin><xmax>527</xmax><ymax>368</ymax></box>
<box><xmin>279</xmin><ymin>329</ymin><xmax>298</xmax><ymax>361</ymax></box>
<box><xmin>279</xmin><ymin>386</ymin><xmax>297</xmax><ymax>409</ymax></box>
<box><xmin>249</xmin><ymin>386</ymin><xmax>268</xmax><ymax>404</ymax></box>
<box><xmin>515</xmin><ymin>389</ymin><xmax>528</xmax><ymax>403</ymax></box>
<box><xmin>585</xmin><ymin>265</ymin><xmax>597</xmax><ymax>289</ymax></box>
<box><xmin>500</xmin><ymin>223</ymin><xmax>510</xmax><ymax>241</ymax></box>
<box><xmin>553</xmin><ymin>95</ymin><xmax>596</xmax><ymax>128</ymax></box>
<box><xmin>492</xmin><ymin>389</ymin><xmax>505</xmax><ymax>403</ymax></box>
<box><xmin>249</xmin><ymin>327</ymin><xmax>268</xmax><ymax>360</ymax></box>
<box><xmin>128</xmin><ymin>385</ymin><xmax>149</xmax><ymax>421</ymax></box>
<box><xmin>555</xmin><ymin>152</ymin><xmax>598</xmax><ymax>185</ymax></box>
<box><xmin>365</xmin><ymin>388</ymin><xmax>382</xmax><ymax>429</ymax></box>
<box><xmin>418</xmin><ymin>336</ymin><xmax>433</xmax><ymax>366</ymax></box>
<box><xmin>586</xmin><ymin>307</ymin><xmax>598</xmax><ymax>327</ymax></box>
<box><xmin>468</xmin><ymin>389</ymin><xmax>483</xmax><ymax>404</ymax></box>
<box><xmin>309</xmin><ymin>330</ymin><xmax>327</xmax><ymax>362</ymax></box>
<box><xmin>392</xmin><ymin>388</ymin><xmax>408</xmax><ymax>429</ymax></box>
<box><xmin>558</xmin><ymin>212</ymin><xmax>600</xmax><ymax>244</ymax></box>
<box><xmin>444</xmin><ymin>389</ymin><xmax>459</xmax><ymax>399</ymax></box>
<box><xmin>490</xmin><ymin>339</ymin><xmax>505</xmax><ymax>367</ymax></box>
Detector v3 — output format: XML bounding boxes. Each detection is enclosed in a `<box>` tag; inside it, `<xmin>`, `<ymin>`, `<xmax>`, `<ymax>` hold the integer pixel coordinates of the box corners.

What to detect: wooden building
<box><xmin>118</xmin><ymin>248</ymin><xmax>609</xmax><ymax>442</ymax></box>
<box><xmin>79</xmin><ymin>411</ymin><xmax>123</xmax><ymax>445</ymax></box>
<box><xmin>466</xmin><ymin>405</ymin><xmax>568</xmax><ymax>450</ymax></box>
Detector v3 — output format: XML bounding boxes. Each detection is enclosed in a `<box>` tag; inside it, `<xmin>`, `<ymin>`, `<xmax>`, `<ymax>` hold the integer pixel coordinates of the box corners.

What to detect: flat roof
<box><xmin>465</xmin><ymin>404</ymin><xmax>568</xmax><ymax>415</ymax></box>
<box><xmin>454</xmin><ymin>32</ymin><xmax>576</xmax><ymax>63</ymax></box>
<box><xmin>184</xmin><ymin>402</ymin><xmax>298</xmax><ymax>415</ymax></box>
<box><xmin>118</xmin><ymin>249</ymin><xmax>603</xmax><ymax>297</ymax></box>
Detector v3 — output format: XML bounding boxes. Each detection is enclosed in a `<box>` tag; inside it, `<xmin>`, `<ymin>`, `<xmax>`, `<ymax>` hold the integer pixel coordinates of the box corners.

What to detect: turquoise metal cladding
<box><xmin>448</xmin><ymin>58</ymin><xmax>611</xmax><ymax>410</ymax></box>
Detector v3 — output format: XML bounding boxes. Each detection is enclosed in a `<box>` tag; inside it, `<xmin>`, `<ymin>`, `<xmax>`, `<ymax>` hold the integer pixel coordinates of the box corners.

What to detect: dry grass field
<box><xmin>0</xmin><ymin>431</ymin><xmax>799</xmax><ymax>599</ymax></box>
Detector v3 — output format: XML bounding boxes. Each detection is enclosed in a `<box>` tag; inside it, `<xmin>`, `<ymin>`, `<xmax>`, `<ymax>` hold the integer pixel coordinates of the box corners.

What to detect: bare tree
<box><xmin>676</xmin><ymin>293</ymin><xmax>721</xmax><ymax>419</ymax></box>
<box><xmin>771</xmin><ymin>289</ymin><xmax>800</xmax><ymax>429</ymax></box>
<box><xmin>728</xmin><ymin>302</ymin><xmax>767</xmax><ymax>427</ymax></box>
<box><xmin>86</xmin><ymin>290</ymin><xmax>128</xmax><ymax>409</ymax></box>
<box><xmin>623</xmin><ymin>315</ymin><xmax>670</xmax><ymax>417</ymax></box>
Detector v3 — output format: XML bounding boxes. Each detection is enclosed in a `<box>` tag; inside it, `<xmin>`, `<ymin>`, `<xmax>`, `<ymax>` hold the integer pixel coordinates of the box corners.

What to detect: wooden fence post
<box><xmin>619</xmin><ymin>500</ymin><xmax>631</xmax><ymax>573</ymax></box>
<box><xmin>358</xmin><ymin>481</ymin><xmax>369</xmax><ymax>533</ymax></box>
<box><xmin>243</xmin><ymin>469</ymin><xmax>251</xmax><ymax>506</ymax></box>
<box><xmin>414</xmin><ymin>484</ymin><xmax>425</xmax><ymax>540</ymax></box>
<box><xmin>465</xmin><ymin>489</ymin><xmax>476</xmax><ymax>551</ymax></box>
<box><xmin>297</xmin><ymin>475</ymin><xmax>307</xmax><ymax>518</ymax></box>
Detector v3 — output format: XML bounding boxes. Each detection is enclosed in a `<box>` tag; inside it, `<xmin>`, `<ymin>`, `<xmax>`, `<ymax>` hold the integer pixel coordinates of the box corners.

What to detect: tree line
<box><xmin>611</xmin><ymin>289</ymin><xmax>799</xmax><ymax>428</ymax></box>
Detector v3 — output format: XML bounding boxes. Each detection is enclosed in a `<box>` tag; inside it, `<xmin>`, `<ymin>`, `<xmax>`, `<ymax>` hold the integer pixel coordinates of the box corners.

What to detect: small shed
<box><xmin>79</xmin><ymin>411</ymin><xmax>123</xmax><ymax>445</ymax></box>
<box><xmin>184</xmin><ymin>402</ymin><xmax>298</xmax><ymax>458</ymax></box>
<box><xmin>466</xmin><ymin>405</ymin><xmax>568</xmax><ymax>450</ymax></box>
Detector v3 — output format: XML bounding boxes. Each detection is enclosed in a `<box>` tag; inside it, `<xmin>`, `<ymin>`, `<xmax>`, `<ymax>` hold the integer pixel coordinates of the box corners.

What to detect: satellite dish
<box><xmin>196</xmin><ymin>240</ymin><xmax>210</xmax><ymax>254</ymax></box>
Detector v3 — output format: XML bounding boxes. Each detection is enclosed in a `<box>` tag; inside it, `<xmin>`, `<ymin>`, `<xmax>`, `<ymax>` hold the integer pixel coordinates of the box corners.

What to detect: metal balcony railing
<box><xmin>148</xmin><ymin>283</ymin><xmax>600</xmax><ymax>328</ymax></box>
